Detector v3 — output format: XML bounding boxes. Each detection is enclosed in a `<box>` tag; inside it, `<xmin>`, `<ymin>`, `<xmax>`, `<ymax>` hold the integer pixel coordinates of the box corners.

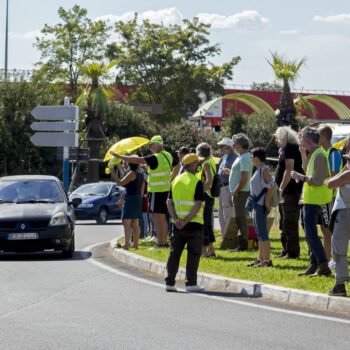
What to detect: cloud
<box><xmin>196</xmin><ymin>10</ymin><xmax>270</xmax><ymax>30</ymax></box>
<box><xmin>280</xmin><ymin>29</ymin><xmax>298</xmax><ymax>35</ymax></box>
<box><xmin>96</xmin><ymin>7</ymin><xmax>183</xmax><ymax>26</ymax></box>
<box><xmin>96</xmin><ymin>8</ymin><xmax>269</xmax><ymax>31</ymax></box>
<box><xmin>9</xmin><ymin>30</ymin><xmax>41</xmax><ymax>40</ymax></box>
<box><xmin>313</xmin><ymin>13</ymin><xmax>350</xmax><ymax>24</ymax></box>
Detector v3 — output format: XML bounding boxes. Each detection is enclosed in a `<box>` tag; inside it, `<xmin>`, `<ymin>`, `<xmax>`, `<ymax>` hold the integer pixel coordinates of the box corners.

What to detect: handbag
<box><xmin>246</xmin><ymin>188</ymin><xmax>267</xmax><ymax>212</ymax></box>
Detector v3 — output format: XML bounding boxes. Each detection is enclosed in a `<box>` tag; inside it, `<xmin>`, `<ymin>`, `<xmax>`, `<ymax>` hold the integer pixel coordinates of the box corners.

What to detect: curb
<box><xmin>108</xmin><ymin>240</ymin><xmax>350</xmax><ymax>313</ymax></box>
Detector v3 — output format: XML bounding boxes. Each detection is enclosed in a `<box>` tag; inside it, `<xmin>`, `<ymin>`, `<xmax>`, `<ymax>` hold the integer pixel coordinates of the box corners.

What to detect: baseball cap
<box><xmin>182</xmin><ymin>153</ymin><xmax>200</xmax><ymax>165</ymax></box>
<box><xmin>217</xmin><ymin>137</ymin><xmax>234</xmax><ymax>147</ymax></box>
<box><xmin>150</xmin><ymin>135</ymin><xmax>163</xmax><ymax>145</ymax></box>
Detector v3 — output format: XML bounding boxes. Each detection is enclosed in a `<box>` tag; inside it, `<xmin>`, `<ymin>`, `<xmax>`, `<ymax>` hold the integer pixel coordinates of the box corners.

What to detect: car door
<box><xmin>108</xmin><ymin>185</ymin><xmax>122</xmax><ymax>218</ymax></box>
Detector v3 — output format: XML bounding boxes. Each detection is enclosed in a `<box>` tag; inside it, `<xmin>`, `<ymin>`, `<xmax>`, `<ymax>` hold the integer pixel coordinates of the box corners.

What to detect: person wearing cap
<box><xmin>217</xmin><ymin>137</ymin><xmax>237</xmax><ymax>238</ymax></box>
<box><xmin>165</xmin><ymin>153</ymin><xmax>205</xmax><ymax>292</ymax></box>
<box><xmin>196</xmin><ymin>142</ymin><xmax>217</xmax><ymax>257</ymax></box>
<box><xmin>326</xmin><ymin>152</ymin><xmax>350</xmax><ymax>296</ymax></box>
<box><xmin>110</xmin><ymin>135</ymin><xmax>180</xmax><ymax>247</ymax></box>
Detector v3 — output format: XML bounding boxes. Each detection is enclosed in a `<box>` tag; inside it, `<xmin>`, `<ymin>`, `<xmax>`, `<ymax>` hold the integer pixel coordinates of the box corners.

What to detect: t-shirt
<box><xmin>169</xmin><ymin>178</ymin><xmax>204</xmax><ymax>231</ymax></box>
<box><xmin>229</xmin><ymin>152</ymin><xmax>253</xmax><ymax>193</ymax></box>
<box><xmin>218</xmin><ymin>152</ymin><xmax>237</xmax><ymax>186</ymax></box>
<box><xmin>144</xmin><ymin>153</ymin><xmax>178</xmax><ymax>170</ymax></box>
<box><xmin>275</xmin><ymin>143</ymin><xmax>303</xmax><ymax>195</ymax></box>
<box><xmin>328</xmin><ymin>148</ymin><xmax>342</xmax><ymax>173</ymax></box>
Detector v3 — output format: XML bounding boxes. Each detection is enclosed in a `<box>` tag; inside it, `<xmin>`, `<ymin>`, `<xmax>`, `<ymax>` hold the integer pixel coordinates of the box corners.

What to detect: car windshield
<box><xmin>0</xmin><ymin>180</ymin><xmax>64</xmax><ymax>204</ymax></box>
<box><xmin>72</xmin><ymin>183</ymin><xmax>111</xmax><ymax>196</ymax></box>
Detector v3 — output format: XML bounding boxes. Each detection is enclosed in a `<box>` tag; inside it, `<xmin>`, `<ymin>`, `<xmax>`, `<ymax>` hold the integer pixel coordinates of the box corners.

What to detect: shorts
<box><xmin>317</xmin><ymin>201</ymin><xmax>333</xmax><ymax>228</ymax></box>
<box><xmin>148</xmin><ymin>191</ymin><xmax>169</xmax><ymax>214</ymax></box>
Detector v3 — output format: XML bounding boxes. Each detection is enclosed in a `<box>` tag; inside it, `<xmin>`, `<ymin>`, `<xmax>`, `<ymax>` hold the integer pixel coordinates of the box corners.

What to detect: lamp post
<box><xmin>4</xmin><ymin>0</ymin><xmax>9</xmax><ymax>79</ymax></box>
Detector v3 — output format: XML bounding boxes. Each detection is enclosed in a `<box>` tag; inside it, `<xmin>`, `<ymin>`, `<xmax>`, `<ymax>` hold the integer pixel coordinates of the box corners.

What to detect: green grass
<box><xmin>127</xmin><ymin>226</ymin><xmax>350</xmax><ymax>294</ymax></box>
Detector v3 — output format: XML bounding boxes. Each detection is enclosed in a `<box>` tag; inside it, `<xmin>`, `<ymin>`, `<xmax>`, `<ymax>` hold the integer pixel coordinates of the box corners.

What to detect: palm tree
<box><xmin>77</xmin><ymin>62</ymin><xmax>116</xmax><ymax>182</ymax></box>
<box><xmin>268</xmin><ymin>52</ymin><xmax>306</xmax><ymax>129</ymax></box>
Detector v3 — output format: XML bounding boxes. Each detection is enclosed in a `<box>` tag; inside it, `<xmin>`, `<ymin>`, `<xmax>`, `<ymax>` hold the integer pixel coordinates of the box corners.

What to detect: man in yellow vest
<box><xmin>165</xmin><ymin>154</ymin><xmax>205</xmax><ymax>292</ymax></box>
<box><xmin>291</xmin><ymin>127</ymin><xmax>332</xmax><ymax>276</ymax></box>
<box><xmin>111</xmin><ymin>135</ymin><xmax>179</xmax><ymax>247</ymax></box>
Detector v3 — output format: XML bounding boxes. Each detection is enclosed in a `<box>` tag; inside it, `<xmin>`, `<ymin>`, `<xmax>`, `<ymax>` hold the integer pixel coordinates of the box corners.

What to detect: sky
<box><xmin>1</xmin><ymin>0</ymin><xmax>350</xmax><ymax>92</ymax></box>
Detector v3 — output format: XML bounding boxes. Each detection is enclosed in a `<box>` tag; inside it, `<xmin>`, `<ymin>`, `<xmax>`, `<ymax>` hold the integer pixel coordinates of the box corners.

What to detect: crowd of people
<box><xmin>110</xmin><ymin>127</ymin><xmax>350</xmax><ymax>297</ymax></box>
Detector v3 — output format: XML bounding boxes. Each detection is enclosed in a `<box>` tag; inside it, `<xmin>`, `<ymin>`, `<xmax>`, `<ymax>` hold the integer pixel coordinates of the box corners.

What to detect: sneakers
<box><xmin>247</xmin><ymin>259</ymin><xmax>261</xmax><ymax>267</ymax></box>
<box><xmin>254</xmin><ymin>260</ymin><xmax>273</xmax><ymax>268</ymax></box>
<box><xmin>309</xmin><ymin>263</ymin><xmax>332</xmax><ymax>277</ymax></box>
<box><xmin>186</xmin><ymin>285</ymin><xmax>205</xmax><ymax>292</ymax></box>
<box><xmin>298</xmin><ymin>264</ymin><xmax>318</xmax><ymax>276</ymax></box>
<box><xmin>328</xmin><ymin>284</ymin><xmax>347</xmax><ymax>297</ymax></box>
<box><xmin>165</xmin><ymin>285</ymin><xmax>177</xmax><ymax>292</ymax></box>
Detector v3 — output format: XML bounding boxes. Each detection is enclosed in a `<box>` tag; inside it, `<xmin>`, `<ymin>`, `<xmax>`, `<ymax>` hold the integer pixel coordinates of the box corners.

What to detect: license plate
<box><xmin>8</xmin><ymin>232</ymin><xmax>39</xmax><ymax>240</ymax></box>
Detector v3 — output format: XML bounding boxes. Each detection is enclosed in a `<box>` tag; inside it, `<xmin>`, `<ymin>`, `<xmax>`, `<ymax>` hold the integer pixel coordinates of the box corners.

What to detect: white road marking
<box><xmin>83</xmin><ymin>241</ymin><xmax>350</xmax><ymax>325</ymax></box>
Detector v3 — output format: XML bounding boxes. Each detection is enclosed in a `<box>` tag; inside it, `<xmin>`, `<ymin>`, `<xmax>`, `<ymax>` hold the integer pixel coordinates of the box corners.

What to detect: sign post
<box><xmin>30</xmin><ymin>101</ymin><xmax>79</xmax><ymax>192</ymax></box>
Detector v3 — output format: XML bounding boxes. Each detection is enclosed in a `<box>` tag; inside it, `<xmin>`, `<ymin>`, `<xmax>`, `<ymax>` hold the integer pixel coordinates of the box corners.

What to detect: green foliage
<box><xmin>35</xmin><ymin>5</ymin><xmax>110</xmax><ymax>100</ymax></box>
<box><xmin>220</xmin><ymin>110</ymin><xmax>247</xmax><ymax>138</ymax></box>
<box><xmin>250</xmin><ymin>81</ymin><xmax>282</xmax><ymax>91</ymax></box>
<box><xmin>0</xmin><ymin>72</ymin><xmax>63</xmax><ymax>176</ymax></box>
<box><xmin>245</xmin><ymin>112</ymin><xmax>278</xmax><ymax>156</ymax></box>
<box><xmin>107</xmin><ymin>16</ymin><xmax>240</xmax><ymax>122</ymax></box>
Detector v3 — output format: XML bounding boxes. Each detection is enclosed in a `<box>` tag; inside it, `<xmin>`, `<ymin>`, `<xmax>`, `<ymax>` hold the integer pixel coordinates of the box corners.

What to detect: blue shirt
<box><xmin>229</xmin><ymin>152</ymin><xmax>253</xmax><ymax>193</ymax></box>
<box><xmin>328</xmin><ymin>148</ymin><xmax>342</xmax><ymax>173</ymax></box>
<box><xmin>218</xmin><ymin>152</ymin><xmax>237</xmax><ymax>185</ymax></box>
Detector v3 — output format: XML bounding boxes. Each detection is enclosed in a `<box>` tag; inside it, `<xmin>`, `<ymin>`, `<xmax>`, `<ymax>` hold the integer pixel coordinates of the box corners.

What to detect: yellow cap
<box><xmin>150</xmin><ymin>135</ymin><xmax>163</xmax><ymax>145</ymax></box>
<box><xmin>182</xmin><ymin>153</ymin><xmax>200</xmax><ymax>165</ymax></box>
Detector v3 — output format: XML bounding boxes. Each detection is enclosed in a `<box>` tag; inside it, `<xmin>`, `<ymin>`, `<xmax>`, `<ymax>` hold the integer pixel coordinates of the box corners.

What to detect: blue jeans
<box><xmin>253</xmin><ymin>205</ymin><xmax>269</xmax><ymax>241</ymax></box>
<box><xmin>303</xmin><ymin>204</ymin><xmax>328</xmax><ymax>265</ymax></box>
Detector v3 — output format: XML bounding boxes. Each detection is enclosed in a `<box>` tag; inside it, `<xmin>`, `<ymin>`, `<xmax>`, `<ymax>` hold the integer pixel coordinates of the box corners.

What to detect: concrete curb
<box><xmin>108</xmin><ymin>240</ymin><xmax>350</xmax><ymax>313</ymax></box>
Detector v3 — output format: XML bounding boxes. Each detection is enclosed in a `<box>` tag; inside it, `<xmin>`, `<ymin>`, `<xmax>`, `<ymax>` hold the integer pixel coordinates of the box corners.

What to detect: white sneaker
<box><xmin>328</xmin><ymin>259</ymin><xmax>336</xmax><ymax>270</ymax></box>
<box><xmin>186</xmin><ymin>285</ymin><xmax>204</xmax><ymax>292</ymax></box>
<box><xmin>165</xmin><ymin>285</ymin><xmax>177</xmax><ymax>292</ymax></box>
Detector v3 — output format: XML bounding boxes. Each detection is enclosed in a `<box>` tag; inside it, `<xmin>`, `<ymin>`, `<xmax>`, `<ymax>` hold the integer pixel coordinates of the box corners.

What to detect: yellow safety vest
<box><xmin>303</xmin><ymin>147</ymin><xmax>333</xmax><ymax>205</ymax></box>
<box><xmin>172</xmin><ymin>172</ymin><xmax>204</xmax><ymax>225</ymax></box>
<box><xmin>196</xmin><ymin>157</ymin><xmax>216</xmax><ymax>198</ymax></box>
<box><xmin>148</xmin><ymin>151</ymin><xmax>173</xmax><ymax>193</ymax></box>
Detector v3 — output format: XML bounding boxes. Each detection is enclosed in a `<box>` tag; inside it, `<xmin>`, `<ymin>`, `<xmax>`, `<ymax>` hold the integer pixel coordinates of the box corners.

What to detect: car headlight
<box><xmin>78</xmin><ymin>203</ymin><xmax>94</xmax><ymax>208</ymax></box>
<box><xmin>49</xmin><ymin>212</ymin><xmax>68</xmax><ymax>226</ymax></box>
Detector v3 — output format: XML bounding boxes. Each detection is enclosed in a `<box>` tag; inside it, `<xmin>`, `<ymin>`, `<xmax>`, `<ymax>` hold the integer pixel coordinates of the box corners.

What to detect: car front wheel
<box><xmin>62</xmin><ymin>235</ymin><xmax>75</xmax><ymax>258</ymax></box>
<box><xmin>96</xmin><ymin>207</ymin><xmax>108</xmax><ymax>224</ymax></box>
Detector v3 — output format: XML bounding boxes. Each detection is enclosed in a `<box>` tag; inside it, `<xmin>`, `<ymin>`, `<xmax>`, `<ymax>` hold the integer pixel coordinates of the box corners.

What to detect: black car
<box><xmin>0</xmin><ymin>175</ymin><xmax>81</xmax><ymax>257</ymax></box>
<box><xmin>69</xmin><ymin>182</ymin><xmax>124</xmax><ymax>224</ymax></box>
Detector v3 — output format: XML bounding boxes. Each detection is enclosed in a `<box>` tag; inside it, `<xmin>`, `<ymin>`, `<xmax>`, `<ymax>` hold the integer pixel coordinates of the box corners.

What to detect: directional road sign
<box><xmin>30</xmin><ymin>121</ymin><xmax>77</xmax><ymax>132</ymax></box>
<box><xmin>31</xmin><ymin>106</ymin><xmax>78</xmax><ymax>121</ymax></box>
<box><xmin>30</xmin><ymin>132</ymin><xmax>79</xmax><ymax>147</ymax></box>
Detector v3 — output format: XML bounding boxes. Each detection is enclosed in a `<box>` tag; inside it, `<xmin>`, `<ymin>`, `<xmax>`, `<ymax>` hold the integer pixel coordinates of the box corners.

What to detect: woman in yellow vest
<box><xmin>165</xmin><ymin>154</ymin><xmax>205</xmax><ymax>292</ymax></box>
<box><xmin>291</xmin><ymin>127</ymin><xmax>332</xmax><ymax>277</ymax></box>
<box><xmin>196</xmin><ymin>142</ymin><xmax>216</xmax><ymax>258</ymax></box>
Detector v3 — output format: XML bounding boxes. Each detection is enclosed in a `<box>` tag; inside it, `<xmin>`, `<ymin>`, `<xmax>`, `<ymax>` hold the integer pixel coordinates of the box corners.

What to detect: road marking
<box><xmin>83</xmin><ymin>241</ymin><xmax>350</xmax><ymax>325</ymax></box>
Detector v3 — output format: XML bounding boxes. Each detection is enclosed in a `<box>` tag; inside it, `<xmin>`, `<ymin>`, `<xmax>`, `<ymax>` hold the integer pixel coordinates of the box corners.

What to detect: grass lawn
<box><xmin>126</xmin><ymin>226</ymin><xmax>350</xmax><ymax>294</ymax></box>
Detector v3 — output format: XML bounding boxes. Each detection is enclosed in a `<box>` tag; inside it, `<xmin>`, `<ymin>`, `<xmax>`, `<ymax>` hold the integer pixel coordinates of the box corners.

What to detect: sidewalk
<box><xmin>109</xmin><ymin>239</ymin><xmax>350</xmax><ymax>314</ymax></box>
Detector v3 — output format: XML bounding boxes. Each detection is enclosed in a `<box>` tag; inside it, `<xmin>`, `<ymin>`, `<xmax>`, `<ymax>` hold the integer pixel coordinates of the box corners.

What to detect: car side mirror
<box><xmin>69</xmin><ymin>198</ymin><xmax>82</xmax><ymax>207</ymax></box>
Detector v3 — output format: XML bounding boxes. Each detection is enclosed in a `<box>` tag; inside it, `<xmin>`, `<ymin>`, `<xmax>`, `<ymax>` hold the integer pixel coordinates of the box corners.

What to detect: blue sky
<box><xmin>1</xmin><ymin>0</ymin><xmax>350</xmax><ymax>92</ymax></box>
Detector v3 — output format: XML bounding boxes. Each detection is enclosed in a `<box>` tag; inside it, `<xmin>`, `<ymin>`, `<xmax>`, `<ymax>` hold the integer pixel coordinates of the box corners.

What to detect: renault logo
<box><xmin>21</xmin><ymin>224</ymin><xmax>26</xmax><ymax>230</ymax></box>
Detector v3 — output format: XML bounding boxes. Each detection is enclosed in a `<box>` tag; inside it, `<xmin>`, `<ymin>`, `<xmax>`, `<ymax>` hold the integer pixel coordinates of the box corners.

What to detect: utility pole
<box><xmin>4</xmin><ymin>0</ymin><xmax>9</xmax><ymax>79</ymax></box>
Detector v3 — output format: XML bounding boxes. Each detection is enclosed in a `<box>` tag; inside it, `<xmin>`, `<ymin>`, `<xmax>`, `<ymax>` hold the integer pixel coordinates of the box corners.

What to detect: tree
<box><xmin>35</xmin><ymin>5</ymin><xmax>110</xmax><ymax>100</ymax></box>
<box><xmin>268</xmin><ymin>52</ymin><xmax>306</xmax><ymax>129</ymax></box>
<box><xmin>76</xmin><ymin>62</ymin><xmax>116</xmax><ymax>182</ymax></box>
<box><xmin>250</xmin><ymin>81</ymin><xmax>282</xmax><ymax>91</ymax></box>
<box><xmin>107</xmin><ymin>16</ymin><xmax>240</xmax><ymax>122</ymax></box>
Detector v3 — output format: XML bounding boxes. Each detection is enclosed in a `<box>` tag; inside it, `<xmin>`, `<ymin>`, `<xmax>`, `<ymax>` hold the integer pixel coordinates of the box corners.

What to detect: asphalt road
<box><xmin>1</xmin><ymin>220</ymin><xmax>350</xmax><ymax>350</ymax></box>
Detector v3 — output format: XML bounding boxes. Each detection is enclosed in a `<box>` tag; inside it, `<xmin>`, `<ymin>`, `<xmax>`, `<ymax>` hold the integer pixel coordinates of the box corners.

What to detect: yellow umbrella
<box><xmin>104</xmin><ymin>136</ymin><xmax>150</xmax><ymax>162</ymax></box>
<box><xmin>104</xmin><ymin>136</ymin><xmax>150</xmax><ymax>174</ymax></box>
<box><xmin>333</xmin><ymin>138</ymin><xmax>346</xmax><ymax>150</ymax></box>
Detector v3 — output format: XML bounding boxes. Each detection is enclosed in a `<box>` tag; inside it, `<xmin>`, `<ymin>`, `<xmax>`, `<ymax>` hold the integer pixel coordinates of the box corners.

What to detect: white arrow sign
<box><xmin>30</xmin><ymin>121</ymin><xmax>78</xmax><ymax>132</ymax></box>
<box><xmin>31</xmin><ymin>106</ymin><xmax>78</xmax><ymax>121</ymax></box>
<box><xmin>30</xmin><ymin>132</ymin><xmax>79</xmax><ymax>147</ymax></box>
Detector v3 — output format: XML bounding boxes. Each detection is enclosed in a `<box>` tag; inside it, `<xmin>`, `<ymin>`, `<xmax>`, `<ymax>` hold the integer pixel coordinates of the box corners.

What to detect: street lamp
<box><xmin>4</xmin><ymin>0</ymin><xmax>9</xmax><ymax>79</ymax></box>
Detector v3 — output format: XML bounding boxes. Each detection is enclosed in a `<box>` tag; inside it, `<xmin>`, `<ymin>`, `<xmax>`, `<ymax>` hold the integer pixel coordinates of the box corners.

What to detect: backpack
<box><xmin>209</xmin><ymin>163</ymin><xmax>220</xmax><ymax>198</ymax></box>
